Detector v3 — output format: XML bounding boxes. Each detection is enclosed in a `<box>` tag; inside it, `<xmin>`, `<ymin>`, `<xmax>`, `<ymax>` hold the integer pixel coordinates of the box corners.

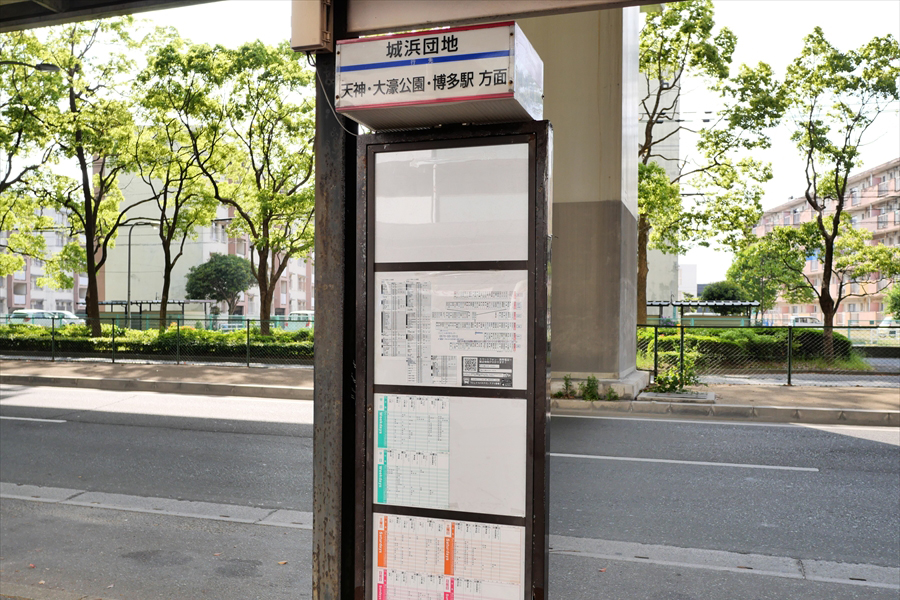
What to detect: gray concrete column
<box><xmin>520</xmin><ymin>8</ymin><xmax>647</xmax><ymax>396</ymax></box>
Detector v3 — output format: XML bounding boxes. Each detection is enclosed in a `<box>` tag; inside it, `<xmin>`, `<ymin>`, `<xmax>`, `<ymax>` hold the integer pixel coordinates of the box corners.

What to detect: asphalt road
<box><xmin>2</xmin><ymin>386</ymin><xmax>899</xmax><ymax>599</ymax></box>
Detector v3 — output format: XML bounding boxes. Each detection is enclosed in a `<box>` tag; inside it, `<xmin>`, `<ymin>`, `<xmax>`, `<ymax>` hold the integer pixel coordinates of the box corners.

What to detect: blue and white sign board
<box><xmin>336</xmin><ymin>22</ymin><xmax>543</xmax><ymax>131</ymax></box>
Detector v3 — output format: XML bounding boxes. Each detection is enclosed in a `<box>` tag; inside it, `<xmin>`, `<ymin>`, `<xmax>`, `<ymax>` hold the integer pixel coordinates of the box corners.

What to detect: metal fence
<box><xmin>637</xmin><ymin>325</ymin><xmax>900</xmax><ymax>388</ymax></box>
<box><xmin>0</xmin><ymin>316</ymin><xmax>313</xmax><ymax>367</ymax></box>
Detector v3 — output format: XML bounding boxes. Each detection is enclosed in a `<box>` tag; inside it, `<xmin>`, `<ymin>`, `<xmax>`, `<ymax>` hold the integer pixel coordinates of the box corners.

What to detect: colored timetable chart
<box><xmin>374</xmin><ymin>394</ymin><xmax>527</xmax><ymax>517</ymax></box>
<box><xmin>374</xmin><ymin>514</ymin><xmax>525</xmax><ymax>600</ymax></box>
<box><xmin>375</xmin><ymin>271</ymin><xmax>528</xmax><ymax>390</ymax></box>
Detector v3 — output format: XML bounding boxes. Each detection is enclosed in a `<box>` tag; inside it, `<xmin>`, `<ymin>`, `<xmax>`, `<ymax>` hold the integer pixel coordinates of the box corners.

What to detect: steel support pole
<box><xmin>787</xmin><ymin>326</ymin><xmax>793</xmax><ymax>386</ymax></box>
<box><xmin>653</xmin><ymin>326</ymin><xmax>658</xmax><ymax>380</ymax></box>
<box><xmin>312</xmin><ymin>2</ymin><xmax>359</xmax><ymax>595</ymax></box>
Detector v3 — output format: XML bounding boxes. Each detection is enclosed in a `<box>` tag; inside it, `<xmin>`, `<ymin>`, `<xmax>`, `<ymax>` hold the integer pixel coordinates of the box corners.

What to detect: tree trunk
<box><xmin>159</xmin><ymin>266</ymin><xmax>172</xmax><ymax>332</ymax></box>
<box><xmin>820</xmin><ymin>290</ymin><xmax>836</xmax><ymax>362</ymax></box>
<box><xmin>159</xmin><ymin>245</ymin><xmax>172</xmax><ymax>331</ymax></box>
<box><xmin>84</xmin><ymin>243</ymin><xmax>102</xmax><ymax>337</ymax></box>
<box><xmin>259</xmin><ymin>286</ymin><xmax>273</xmax><ymax>336</ymax></box>
<box><xmin>637</xmin><ymin>214</ymin><xmax>650</xmax><ymax>325</ymax></box>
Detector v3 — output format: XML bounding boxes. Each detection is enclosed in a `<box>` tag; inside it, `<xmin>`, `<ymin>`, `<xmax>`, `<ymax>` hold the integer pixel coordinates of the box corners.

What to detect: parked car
<box><xmin>218</xmin><ymin>322</ymin><xmax>246</xmax><ymax>332</ymax></box>
<box><xmin>789</xmin><ymin>316</ymin><xmax>823</xmax><ymax>327</ymax></box>
<box><xmin>877</xmin><ymin>317</ymin><xmax>900</xmax><ymax>338</ymax></box>
<box><xmin>50</xmin><ymin>310</ymin><xmax>86</xmax><ymax>326</ymax></box>
<box><xmin>285</xmin><ymin>310</ymin><xmax>314</xmax><ymax>331</ymax></box>
<box><xmin>8</xmin><ymin>309</ymin><xmax>85</xmax><ymax>327</ymax></box>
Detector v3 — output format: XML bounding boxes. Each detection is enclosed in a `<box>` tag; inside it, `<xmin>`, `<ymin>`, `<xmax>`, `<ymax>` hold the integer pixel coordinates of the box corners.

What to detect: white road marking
<box><xmin>550</xmin><ymin>452</ymin><xmax>819</xmax><ymax>472</ymax></box>
<box><xmin>0</xmin><ymin>415</ymin><xmax>66</xmax><ymax>423</ymax></box>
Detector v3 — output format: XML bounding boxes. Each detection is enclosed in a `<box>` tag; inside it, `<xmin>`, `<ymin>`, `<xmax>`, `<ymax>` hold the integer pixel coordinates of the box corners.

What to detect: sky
<box><xmin>143</xmin><ymin>0</ymin><xmax>900</xmax><ymax>284</ymax></box>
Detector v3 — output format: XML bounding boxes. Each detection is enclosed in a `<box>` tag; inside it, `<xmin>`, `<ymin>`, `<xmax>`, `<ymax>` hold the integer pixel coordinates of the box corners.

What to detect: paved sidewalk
<box><xmin>1</xmin><ymin>359</ymin><xmax>897</xmax><ymax>426</ymax></box>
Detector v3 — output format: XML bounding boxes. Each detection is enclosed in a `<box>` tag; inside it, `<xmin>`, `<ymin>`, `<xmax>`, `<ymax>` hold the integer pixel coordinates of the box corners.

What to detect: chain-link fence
<box><xmin>638</xmin><ymin>324</ymin><xmax>900</xmax><ymax>388</ymax></box>
<box><xmin>0</xmin><ymin>315</ymin><xmax>313</xmax><ymax>367</ymax></box>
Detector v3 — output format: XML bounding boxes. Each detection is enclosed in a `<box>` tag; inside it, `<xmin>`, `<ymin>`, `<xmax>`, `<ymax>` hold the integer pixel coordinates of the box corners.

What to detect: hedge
<box><xmin>638</xmin><ymin>326</ymin><xmax>852</xmax><ymax>364</ymax></box>
<box><xmin>0</xmin><ymin>324</ymin><xmax>314</xmax><ymax>360</ymax></box>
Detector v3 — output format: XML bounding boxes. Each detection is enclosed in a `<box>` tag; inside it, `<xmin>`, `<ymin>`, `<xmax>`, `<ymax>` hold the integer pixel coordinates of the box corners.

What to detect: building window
<box><xmin>847</xmin><ymin>303</ymin><xmax>858</xmax><ymax>313</ymax></box>
<box><xmin>850</xmin><ymin>188</ymin><xmax>860</xmax><ymax>206</ymax></box>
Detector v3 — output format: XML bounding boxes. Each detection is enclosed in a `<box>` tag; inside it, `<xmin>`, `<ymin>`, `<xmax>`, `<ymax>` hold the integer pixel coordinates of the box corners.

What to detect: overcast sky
<box><xmin>145</xmin><ymin>0</ymin><xmax>900</xmax><ymax>284</ymax></box>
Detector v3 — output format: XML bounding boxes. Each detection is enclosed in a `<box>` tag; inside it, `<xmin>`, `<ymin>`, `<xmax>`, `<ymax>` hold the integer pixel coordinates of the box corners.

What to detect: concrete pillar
<box><xmin>520</xmin><ymin>8</ymin><xmax>647</xmax><ymax>397</ymax></box>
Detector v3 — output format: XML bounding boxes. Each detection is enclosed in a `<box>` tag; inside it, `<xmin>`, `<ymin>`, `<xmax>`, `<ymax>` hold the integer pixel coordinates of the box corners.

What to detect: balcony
<box><xmin>894</xmin><ymin>209</ymin><xmax>900</xmax><ymax>226</ymax></box>
<box><xmin>878</xmin><ymin>181</ymin><xmax>889</xmax><ymax>197</ymax></box>
<box><xmin>877</xmin><ymin>214</ymin><xmax>888</xmax><ymax>229</ymax></box>
<box><xmin>13</xmin><ymin>294</ymin><xmax>26</xmax><ymax>306</ymax></box>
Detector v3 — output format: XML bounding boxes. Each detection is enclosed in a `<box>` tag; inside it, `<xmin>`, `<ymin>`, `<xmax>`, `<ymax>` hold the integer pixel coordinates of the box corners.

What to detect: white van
<box><xmin>789</xmin><ymin>316</ymin><xmax>823</xmax><ymax>327</ymax></box>
<box><xmin>286</xmin><ymin>310</ymin><xmax>315</xmax><ymax>331</ymax></box>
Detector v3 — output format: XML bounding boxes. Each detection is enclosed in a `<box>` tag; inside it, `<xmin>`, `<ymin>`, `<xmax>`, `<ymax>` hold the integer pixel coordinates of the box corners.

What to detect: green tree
<box><xmin>32</xmin><ymin>18</ymin><xmax>154</xmax><ymax>335</ymax></box>
<box><xmin>131</xmin><ymin>83</ymin><xmax>218</xmax><ymax>329</ymax></box>
<box><xmin>638</xmin><ymin>0</ymin><xmax>782</xmax><ymax>323</ymax></box>
<box><xmin>780</xmin><ymin>27</ymin><xmax>899</xmax><ymax>355</ymax></box>
<box><xmin>185</xmin><ymin>253</ymin><xmax>254</xmax><ymax>315</ymax></box>
<box><xmin>885</xmin><ymin>284</ymin><xmax>900</xmax><ymax>320</ymax></box>
<box><xmin>734</xmin><ymin>221</ymin><xmax>899</xmax><ymax>329</ymax></box>
<box><xmin>139</xmin><ymin>40</ymin><xmax>315</xmax><ymax>334</ymax></box>
<box><xmin>0</xmin><ymin>31</ymin><xmax>66</xmax><ymax>275</ymax></box>
<box><xmin>726</xmin><ymin>240</ymin><xmax>785</xmax><ymax>318</ymax></box>
<box><xmin>700</xmin><ymin>280</ymin><xmax>748</xmax><ymax>315</ymax></box>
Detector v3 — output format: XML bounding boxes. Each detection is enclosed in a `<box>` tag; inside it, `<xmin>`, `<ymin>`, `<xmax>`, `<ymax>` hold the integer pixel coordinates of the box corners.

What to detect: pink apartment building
<box><xmin>754</xmin><ymin>158</ymin><xmax>900</xmax><ymax>325</ymax></box>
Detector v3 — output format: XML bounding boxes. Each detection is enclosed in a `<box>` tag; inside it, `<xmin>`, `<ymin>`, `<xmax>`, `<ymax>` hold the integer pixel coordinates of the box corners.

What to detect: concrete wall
<box><xmin>520</xmin><ymin>8</ymin><xmax>641</xmax><ymax>384</ymax></box>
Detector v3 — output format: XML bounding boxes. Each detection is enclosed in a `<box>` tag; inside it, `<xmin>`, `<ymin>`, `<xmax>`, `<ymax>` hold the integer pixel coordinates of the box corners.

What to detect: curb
<box><xmin>0</xmin><ymin>375</ymin><xmax>313</xmax><ymax>401</ymax></box>
<box><xmin>4</xmin><ymin>375</ymin><xmax>896</xmax><ymax>426</ymax></box>
<box><xmin>551</xmin><ymin>399</ymin><xmax>900</xmax><ymax>427</ymax></box>
<box><xmin>0</xmin><ymin>579</ymin><xmax>116</xmax><ymax>600</ymax></box>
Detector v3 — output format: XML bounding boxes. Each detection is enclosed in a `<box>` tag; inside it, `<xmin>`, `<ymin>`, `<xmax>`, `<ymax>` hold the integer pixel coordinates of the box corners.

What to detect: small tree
<box><xmin>735</xmin><ymin>220</ymin><xmax>899</xmax><ymax>329</ymax></box>
<box><xmin>185</xmin><ymin>253</ymin><xmax>254</xmax><ymax>316</ymax></box>
<box><xmin>726</xmin><ymin>240</ymin><xmax>784</xmax><ymax>319</ymax></box>
<box><xmin>700</xmin><ymin>281</ymin><xmax>748</xmax><ymax>315</ymax></box>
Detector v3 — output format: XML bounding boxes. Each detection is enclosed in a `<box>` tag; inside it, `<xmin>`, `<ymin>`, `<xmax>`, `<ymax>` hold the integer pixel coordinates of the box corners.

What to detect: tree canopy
<box><xmin>700</xmin><ymin>280</ymin><xmax>748</xmax><ymax>315</ymax></box>
<box><xmin>730</xmin><ymin>220</ymin><xmax>900</xmax><ymax>324</ymax></box>
<box><xmin>776</xmin><ymin>26</ymin><xmax>899</xmax><ymax>349</ymax></box>
<box><xmin>637</xmin><ymin>0</ymin><xmax>782</xmax><ymax>323</ymax></box>
<box><xmin>138</xmin><ymin>39</ymin><xmax>315</xmax><ymax>334</ymax></box>
<box><xmin>185</xmin><ymin>253</ymin><xmax>254</xmax><ymax>315</ymax></box>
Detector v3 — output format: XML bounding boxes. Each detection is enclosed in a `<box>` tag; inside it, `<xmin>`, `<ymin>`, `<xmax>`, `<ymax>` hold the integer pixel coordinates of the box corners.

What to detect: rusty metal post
<box><xmin>312</xmin><ymin>1</ymin><xmax>359</xmax><ymax>596</ymax></box>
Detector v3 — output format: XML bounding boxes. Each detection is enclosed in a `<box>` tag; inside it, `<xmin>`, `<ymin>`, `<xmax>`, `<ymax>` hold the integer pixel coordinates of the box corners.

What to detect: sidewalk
<box><xmin>1</xmin><ymin>359</ymin><xmax>897</xmax><ymax>426</ymax></box>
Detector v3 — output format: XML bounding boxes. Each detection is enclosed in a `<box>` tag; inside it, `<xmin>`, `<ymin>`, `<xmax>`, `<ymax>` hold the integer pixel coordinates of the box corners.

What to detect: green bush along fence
<box><xmin>0</xmin><ymin>317</ymin><xmax>313</xmax><ymax>367</ymax></box>
<box><xmin>637</xmin><ymin>325</ymin><xmax>899</xmax><ymax>387</ymax></box>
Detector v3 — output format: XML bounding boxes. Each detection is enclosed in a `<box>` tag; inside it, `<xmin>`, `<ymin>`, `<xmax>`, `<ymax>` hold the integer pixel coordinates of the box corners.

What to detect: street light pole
<box><xmin>126</xmin><ymin>222</ymin><xmax>154</xmax><ymax>326</ymax></box>
<box><xmin>0</xmin><ymin>60</ymin><xmax>61</xmax><ymax>72</ymax></box>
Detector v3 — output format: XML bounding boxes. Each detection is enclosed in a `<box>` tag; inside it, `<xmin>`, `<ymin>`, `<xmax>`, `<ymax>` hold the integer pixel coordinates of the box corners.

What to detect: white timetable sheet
<box><xmin>375</xmin><ymin>271</ymin><xmax>528</xmax><ymax>389</ymax></box>
<box><xmin>374</xmin><ymin>394</ymin><xmax>527</xmax><ymax>516</ymax></box>
<box><xmin>374</xmin><ymin>514</ymin><xmax>525</xmax><ymax>600</ymax></box>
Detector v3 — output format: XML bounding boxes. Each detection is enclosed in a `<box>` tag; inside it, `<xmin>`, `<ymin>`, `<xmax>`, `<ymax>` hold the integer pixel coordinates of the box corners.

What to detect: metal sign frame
<box><xmin>355</xmin><ymin>120</ymin><xmax>551</xmax><ymax>599</ymax></box>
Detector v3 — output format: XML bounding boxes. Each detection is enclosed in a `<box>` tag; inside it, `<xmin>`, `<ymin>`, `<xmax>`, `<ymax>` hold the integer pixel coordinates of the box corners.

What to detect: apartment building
<box><xmin>1</xmin><ymin>209</ymin><xmax>87</xmax><ymax>316</ymax></box>
<box><xmin>2</xmin><ymin>177</ymin><xmax>316</xmax><ymax>321</ymax></box>
<box><xmin>753</xmin><ymin>158</ymin><xmax>899</xmax><ymax>325</ymax></box>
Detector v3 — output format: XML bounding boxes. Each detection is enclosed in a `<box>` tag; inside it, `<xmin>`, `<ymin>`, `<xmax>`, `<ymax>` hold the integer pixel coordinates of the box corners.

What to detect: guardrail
<box><xmin>637</xmin><ymin>324</ymin><xmax>899</xmax><ymax>388</ymax></box>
